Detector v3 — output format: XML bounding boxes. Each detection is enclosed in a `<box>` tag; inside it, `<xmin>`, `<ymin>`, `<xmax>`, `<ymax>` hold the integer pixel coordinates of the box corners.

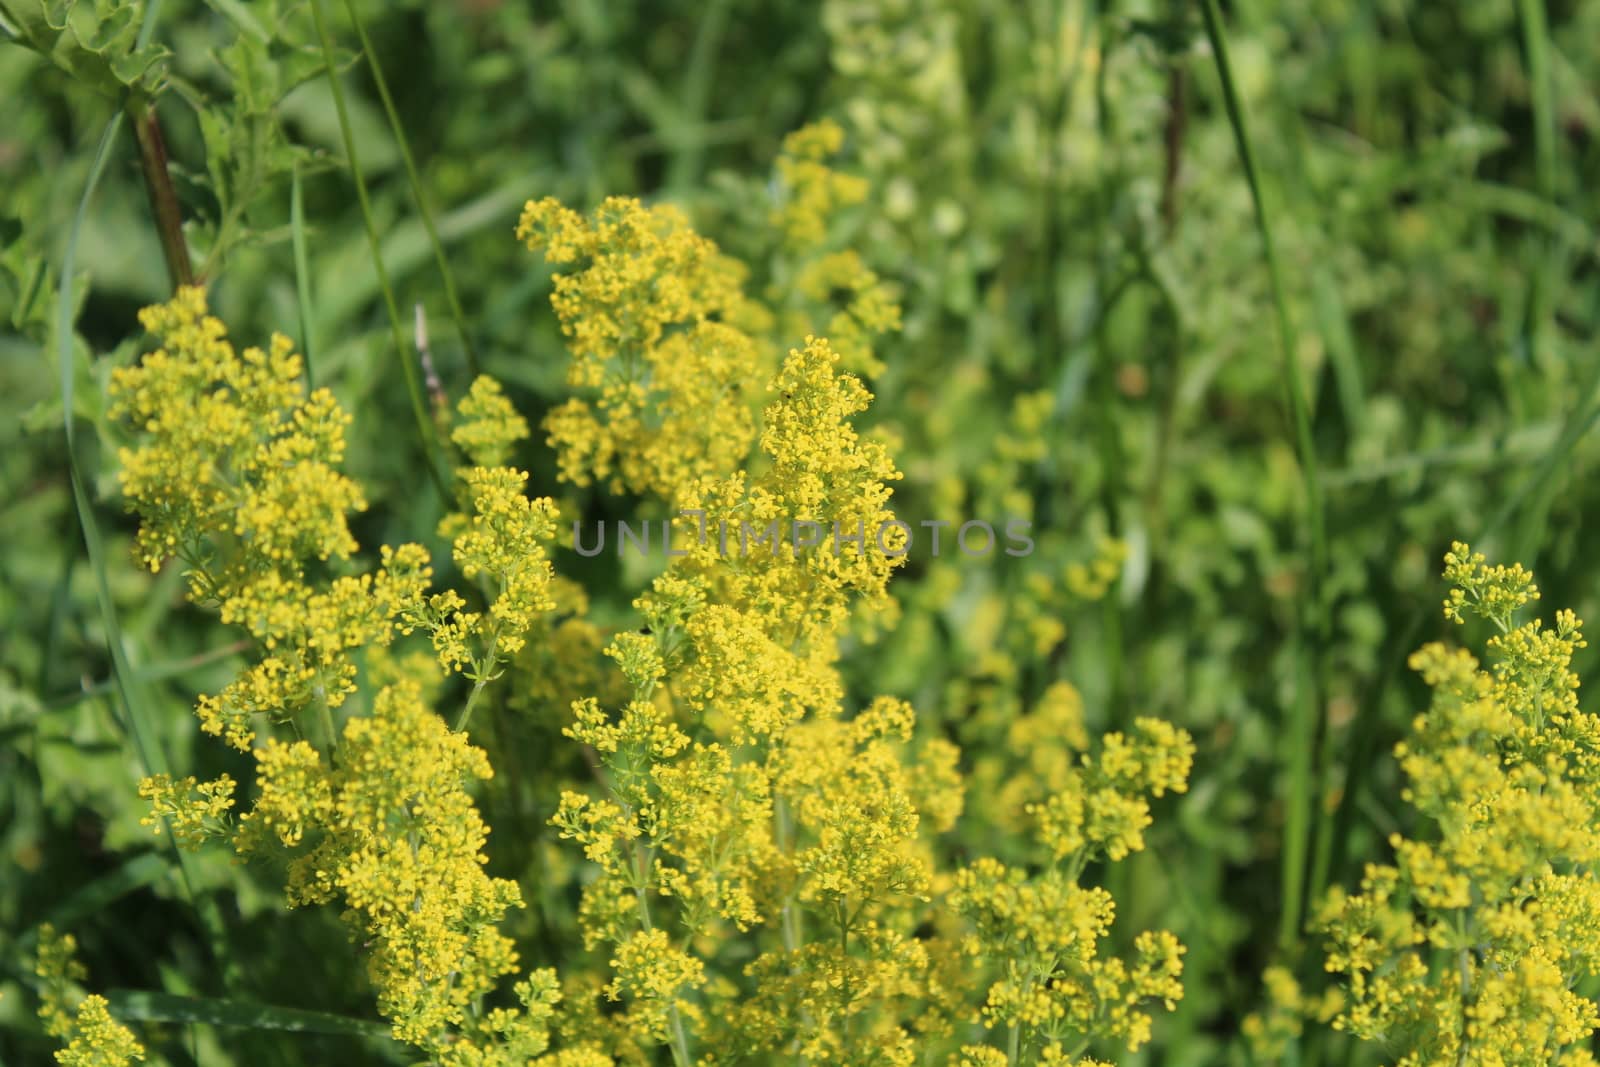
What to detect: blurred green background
<box><xmin>3</xmin><ymin>0</ymin><xmax>1599</xmax><ymax>1063</ymax></box>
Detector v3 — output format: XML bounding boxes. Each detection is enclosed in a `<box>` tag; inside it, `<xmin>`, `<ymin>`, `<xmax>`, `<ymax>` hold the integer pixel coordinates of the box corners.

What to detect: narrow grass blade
<box><xmin>340</xmin><ymin>0</ymin><xmax>480</xmax><ymax>378</ymax></box>
<box><xmin>318</xmin><ymin>180</ymin><xmax>530</xmax><ymax>331</ymax></box>
<box><xmin>105</xmin><ymin>990</ymin><xmax>395</xmax><ymax>1040</ymax></box>
<box><xmin>1088</xmin><ymin>14</ymin><xmax>1126</xmax><ymax>729</ymax></box>
<box><xmin>291</xmin><ymin>159</ymin><xmax>317</xmax><ymax>384</ymax></box>
<box><xmin>665</xmin><ymin>0</ymin><xmax>733</xmax><ymax>193</ymax></box>
<box><xmin>1309</xmin><ymin>267</ymin><xmax>1365</xmax><ymax>444</ymax></box>
<box><xmin>1508</xmin><ymin>0</ymin><xmax>1564</xmax><ymax>564</ymax></box>
<box><xmin>1200</xmin><ymin>0</ymin><xmax>1331</xmax><ymax>952</ymax></box>
<box><xmin>1323</xmin><ymin>420</ymin><xmax>1561</xmax><ymax>487</ymax></box>
<box><xmin>308</xmin><ymin>0</ymin><xmax>449</xmax><ymax>498</ymax></box>
<box><xmin>59</xmin><ymin>117</ymin><xmax>154</xmax><ymax>773</ymax></box>
<box><xmin>47</xmin><ymin>640</ymin><xmax>250</xmax><ymax>710</ymax></box>
<box><xmin>1519</xmin><ymin>0</ymin><xmax>1557</xmax><ymax>209</ymax></box>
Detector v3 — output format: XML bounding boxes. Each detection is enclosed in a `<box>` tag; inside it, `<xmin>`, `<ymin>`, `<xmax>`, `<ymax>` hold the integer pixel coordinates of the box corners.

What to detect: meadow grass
<box><xmin>2</xmin><ymin>2</ymin><xmax>1597</xmax><ymax>1064</ymax></box>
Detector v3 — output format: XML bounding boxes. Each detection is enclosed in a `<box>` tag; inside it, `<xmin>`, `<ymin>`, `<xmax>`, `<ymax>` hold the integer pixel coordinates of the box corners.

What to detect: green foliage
<box><xmin>3</xmin><ymin>1</ymin><xmax>1600</xmax><ymax>1065</ymax></box>
<box><xmin>2</xmin><ymin>0</ymin><xmax>171</xmax><ymax>97</ymax></box>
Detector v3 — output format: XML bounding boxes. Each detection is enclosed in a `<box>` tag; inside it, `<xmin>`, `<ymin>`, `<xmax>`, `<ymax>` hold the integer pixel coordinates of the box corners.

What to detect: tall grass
<box><xmin>308</xmin><ymin>0</ymin><xmax>449</xmax><ymax>498</ymax></box>
<box><xmin>1198</xmin><ymin>0</ymin><xmax>1331</xmax><ymax>955</ymax></box>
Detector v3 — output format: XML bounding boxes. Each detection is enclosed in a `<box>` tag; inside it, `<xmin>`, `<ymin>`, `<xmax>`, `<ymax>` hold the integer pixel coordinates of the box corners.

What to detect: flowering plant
<box><xmin>1311</xmin><ymin>544</ymin><xmax>1600</xmax><ymax>1065</ymax></box>
<box><xmin>44</xmin><ymin>134</ymin><xmax>1195</xmax><ymax>1066</ymax></box>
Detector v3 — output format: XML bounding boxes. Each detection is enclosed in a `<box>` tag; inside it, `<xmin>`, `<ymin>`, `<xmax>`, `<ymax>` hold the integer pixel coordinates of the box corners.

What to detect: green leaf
<box><xmin>7</xmin><ymin>0</ymin><xmax>171</xmax><ymax>96</ymax></box>
<box><xmin>219</xmin><ymin>33</ymin><xmax>280</xmax><ymax>114</ymax></box>
<box><xmin>0</xmin><ymin>230</ymin><xmax>52</xmax><ymax>336</ymax></box>
<box><xmin>200</xmin><ymin>0</ymin><xmax>271</xmax><ymax>44</ymax></box>
<box><xmin>104</xmin><ymin>990</ymin><xmax>395</xmax><ymax>1040</ymax></box>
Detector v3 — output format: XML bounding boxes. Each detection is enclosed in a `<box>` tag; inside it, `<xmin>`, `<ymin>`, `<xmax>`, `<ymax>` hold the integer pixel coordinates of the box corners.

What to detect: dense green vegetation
<box><xmin>3</xmin><ymin>2</ymin><xmax>1599</xmax><ymax>1064</ymax></box>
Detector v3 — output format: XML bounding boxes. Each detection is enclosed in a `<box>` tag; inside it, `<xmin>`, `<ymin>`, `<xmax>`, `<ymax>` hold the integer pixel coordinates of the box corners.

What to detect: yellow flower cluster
<box><xmin>111</xmin><ymin>289</ymin><xmax>363</xmax><ymax>575</ymax></box>
<box><xmin>793</xmin><ymin>249</ymin><xmax>900</xmax><ymax>376</ymax></box>
<box><xmin>1441</xmin><ymin>539</ymin><xmax>1540</xmax><ymax>626</ymax></box>
<box><xmin>113</xmin><ymin>291</ymin><xmax>573</xmax><ymax>1057</ymax></box>
<box><xmin>428</xmin><ymin>464</ymin><xmax>559</xmax><ymax>674</ymax></box>
<box><xmin>771</xmin><ymin>118</ymin><xmax>870</xmax><ymax>249</ymax></box>
<box><xmin>1238</xmin><ymin>965</ymin><xmax>1342</xmax><ymax>1061</ymax></box>
<box><xmin>948</xmin><ymin>715</ymin><xmax>1192</xmax><ymax>1060</ymax></box>
<box><xmin>111</xmin><ymin>289</ymin><xmax>410</xmax><ymax>749</ymax></box>
<box><xmin>136</xmin><ymin>772</ymin><xmax>236</xmax><ymax>848</ymax></box>
<box><xmin>33</xmin><ymin>925</ymin><xmax>145</xmax><ymax>1066</ymax></box>
<box><xmin>104</xmin><ymin>128</ymin><xmax>1197</xmax><ymax>1067</ymax></box>
<box><xmin>520</xmin><ymin>187</ymin><xmax>1191</xmax><ymax>1065</ymax></box>
<box><xmin>1316</xmin><ymin>543</ymin><xmax>1600</xmax><ymax>1065</ymax></box>
<box><xmin>666</xmin><ymin>334</ymin><xmax>906</xmax><ymax>648</ymax></box>
<box><xmin>1026</xmin><ymin>716</ymin><xmax>1194</xmax><ymax>865</ymax></box>
<box><xmin>751</xmin><ymin>121</ymin><xmax>900</xmax><ymax>379</ymax></box>
<box><xmin>451</xmin><ymin>375</ymin><xmax>531</xmax><ymax>468</ymax></box>
<box><xmin>519</xmin><ymin>196</ymin><xmax>755</xmax><ymax>498</ymax></box>
<box><xmin>242</xmin><ymin>681</ymin><xmax>527</xmax><ymax>1049</ymax></box>
<box><xmin>1063</xmin><ymin>537</ymin><xmax>1129</xmax><ymax>603</ymax></box>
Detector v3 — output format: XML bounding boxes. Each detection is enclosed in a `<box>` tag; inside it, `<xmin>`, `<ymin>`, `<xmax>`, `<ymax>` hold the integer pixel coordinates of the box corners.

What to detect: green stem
<box><xmin>1034</xmin><ymin>0</ymin><xmax>1089</xmax><ymax>539</ymax></box>
<box><xmin>773</xmin><ymin>793</ymin><xmax>811</xmax><ymax>1066</ymax></box>
<box><xmin>775</xmin><ymin>795</ymin><xmax>804</xmax><ymax>955</ymax></box>
<box><xmin>631</xmin><ymin>843</ymin><xmax>693</xmax><ymax>1067</ymax></box>
<box><xmin>291</xmin><ymin>160</ymin><xmax>317</xmax><ymax>383</ymax></box>
<box><xmin>1135</xmin><ymin>245</ymin><xmax>1186</xmax><ymax>568</ymax></box>
<box><xmin>454</xmin><ymin>627</ymin><xmax>501</xmax><ymax>733</ymax></box>
<box><xmin>1455</xmin><ymin>910</ymin><xmax>1472</xmax><ymax>1066</ymax></box>
<box><xmin>1091</xmin><ymin>7</ymin><xmax>1126</xmax><ymax>728</ymax></box>
<box><xmin>308</xmin><ymin>0</ymin><xmax>450</xmax><ymax>500</ymax></box>
<box><xmin>311</xmin><ymin>674</ymin><xmax>339</xmax><ymax>758</ymax></box>
<box><xmin>1200</xmin><ymin>0</ymin><xmax>1330</xmax><ymax>952</ymax></box>
<box><xmin>1508</xmin><ymin>0</ymin><xmax>1562</xmax><ymax>565</ymax></box>
<box><xmin>455</xmin><ymin>675</ymin><xmax>490</xmax><ymax>734</ymax></box>
<box><xmin>126</xmin><ymin>95</ymin><xmax>191</xmax><ymax>289</ymax></box>
<box><xmin>1518</xmin><ymin>0</ymin><xmax>1557</xmax><ymax>212</ymax></box>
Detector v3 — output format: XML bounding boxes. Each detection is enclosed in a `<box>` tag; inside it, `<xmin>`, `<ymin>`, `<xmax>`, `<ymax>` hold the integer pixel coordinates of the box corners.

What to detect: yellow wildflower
<box><xmin>33</xmin><ymin>926</ymin><xmax>145</xmax><ymax>1066</ymax></box>
<box><xmin>1317</xmin><ymin>544</ymin><xmax>1600</xmax><ymax>1064</ymax></box>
